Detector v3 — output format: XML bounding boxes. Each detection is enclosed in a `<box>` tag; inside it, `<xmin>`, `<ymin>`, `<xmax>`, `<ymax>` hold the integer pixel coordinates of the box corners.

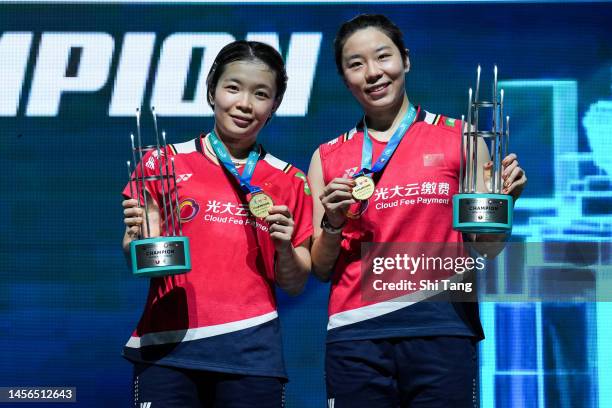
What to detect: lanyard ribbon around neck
<box><xmin>208</xmin><ymin>131</ymin><xmax>263</xmax><ymax>195</ymax></box>
<box><xmin>356</xmin><ymin>103</ymin><xmax>417</xmax><ymax>178</ymax></box>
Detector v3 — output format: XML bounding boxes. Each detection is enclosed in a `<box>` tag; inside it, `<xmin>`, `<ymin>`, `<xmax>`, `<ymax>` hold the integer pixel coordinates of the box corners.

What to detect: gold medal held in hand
<box><xmin>248</xmin><ymin>192</ymin><xmax>274</xmax><ymax>218</ymax></box>
<box><xmin>352</xmin><ymin>175</ymin><xmax>375</xmax><ymax>200</ymax></box>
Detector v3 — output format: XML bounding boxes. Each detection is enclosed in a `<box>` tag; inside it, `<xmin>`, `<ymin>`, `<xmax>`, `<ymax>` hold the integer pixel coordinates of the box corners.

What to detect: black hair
<box><xmin>206</xmin><ymin>40</ymin><xmax>288</xmax><ymax>109</ymax></box>
<box><xmin>334</xmin><ymin>14</ymin><xmax>408</xmax><ymax>76</ymax></box>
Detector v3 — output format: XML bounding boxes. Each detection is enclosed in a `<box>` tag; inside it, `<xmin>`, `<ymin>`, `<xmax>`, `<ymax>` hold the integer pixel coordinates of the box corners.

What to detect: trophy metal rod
<box><xmin>151</xmin><ymin>107</ymin><xmax>170</xmax><ymax>237</ymax></box>
<box><xmin>471</xmin><ymin>129</ymin><xmax>478</xmax><ymax>193</ymax></box>
<box><xmin>473</xmin><ymin>66</ymin><xmax>481</xmax><ymax>193</ymax></box>
<box><xmin>473</xmin><ymin>101</ymin><xmax>495</xmax><ymax>108</ymax></box>
<box><xmin>471</xmin><ymin>122</ymin><xmax>478</xmax><ymax>191</ymax></box>
<box><xmin>472</xmin><ymin>131</ymin><xmax>497</xmax><ymax>138</ymax></box>
<box><xmin>475</xmin><ymin>65</ymin><xmax>481</xmax><ymax>105</ymax></box>
<box><xmin>459</xmin><ymin>114</ymin><xmax>465</xmax><ymax>193</ymax></box>
<box><xmin>130</xmin><ymin>134</ymin><xmax>142</xmax><ymax>209</ymax></box>
<box><xmin>497</xmin><ymin>89</ymin><xmax>505</xmax><ymax>194</ymax></box>
<box><xmin>162</xmin><ymin>131</ymin><xmax>177</xmax><ymax>236</ymax></box>
<box><xmin>465</xmin><ymin>88</ymin><xmax>473</xmax><ymax>193</ymax></box>
<box><xmin>472</xmin><ymin>65</ymin><xmax>483</xmax><ymax>193</ymax></box>
<box><xmin>491</xmin><ymin>66</ymin><xmax>498</xmax><ymax>193</ymax></box>
<box><xmin>127</xmin><ymin>160</ymin><xmax>139</xmax><ymax>239</ymax></box>
<box><xmin>136</xmin><ymin>108</ymin><xmax>152</xmax><ymax>239</ymax></box>
<box><xmin>505</xmin><ymin>115</ymin><xmax>510</xmax><ymax>170</ymax></box>
<box><xmin>127</xmin><ymin>161</ymin><xmax>135</xmax><ymax>198</ymax></box>
<box><xmin>171</xmin><ymin>157</ymin><xmax>183</xmax><ymax>236</ymax></box>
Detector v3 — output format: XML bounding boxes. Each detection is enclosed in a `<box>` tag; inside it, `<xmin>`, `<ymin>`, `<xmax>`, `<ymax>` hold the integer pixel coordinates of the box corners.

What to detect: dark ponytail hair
<box><xmin>206</xmin><ymin>40</ymin><xmax>288</xmax><ymax>108</ymax></box>
<box><xmin>334</xmin><ymin>14</ymin><xmax>408</xmax><ymax>76</ymax></box>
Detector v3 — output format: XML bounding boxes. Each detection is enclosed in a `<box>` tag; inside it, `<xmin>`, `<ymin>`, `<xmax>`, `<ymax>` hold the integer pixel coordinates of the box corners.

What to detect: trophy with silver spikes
<box><xmin>126</xmin><ymin>107</ymin><xmax>191</xmax><ymax>277</ymax></box>
<box><xmin>453</xmin><ymin>65</ymin><xmax>513</xmax><ymax>233</ymax></box>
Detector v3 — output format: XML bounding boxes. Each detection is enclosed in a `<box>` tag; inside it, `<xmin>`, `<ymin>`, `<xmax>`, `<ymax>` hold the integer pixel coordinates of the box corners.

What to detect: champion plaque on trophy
<box><xmin>453</xmin><ymin>66</ymin><xmax>513</xmax><ymax>233</ymax></box>
<box><xmin>126</xmin><ymin>107</ymin><xmax>191</xmax><ymax>277</ymax></box>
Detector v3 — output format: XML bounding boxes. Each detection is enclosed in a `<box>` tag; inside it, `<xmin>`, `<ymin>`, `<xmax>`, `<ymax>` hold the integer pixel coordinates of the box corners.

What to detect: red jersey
<box><xmin>319</xmin><ymin>108</ymin><xmax>483</xmax><ymax>342</ymax></box>
<box><xmin>122</xmin><ymin>134</ymin><xmax>313</xmax><ymax>377</ymax></box>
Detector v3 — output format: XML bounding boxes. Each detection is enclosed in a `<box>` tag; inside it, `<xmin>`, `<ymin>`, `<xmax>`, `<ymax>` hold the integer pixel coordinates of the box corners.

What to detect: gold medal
<box><xmin>352</xmin><ymin>175</ymin><xmax>375</xmax><ymax>200</ymax></box>
<box><xmin>248</xmin><ymin>192</ymin><xmax>274</xmax><ymax>218</ymax></box>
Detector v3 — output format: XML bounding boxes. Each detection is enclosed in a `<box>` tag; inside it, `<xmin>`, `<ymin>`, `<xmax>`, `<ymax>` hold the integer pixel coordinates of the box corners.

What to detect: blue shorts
<box><xmin>133</xmin><ymin>363</ymin><xmax>286</xmax><ymax>408</ymax></box>
<box><xmin>325</xmin><ymin>336</ymin><xmax>478</xmax><ymax>408</ymax></box>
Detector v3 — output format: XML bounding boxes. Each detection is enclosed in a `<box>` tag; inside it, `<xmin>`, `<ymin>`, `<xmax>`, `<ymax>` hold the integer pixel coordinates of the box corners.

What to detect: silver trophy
<box><xmin>126</xmin><ymin>107</ymin><xmax>191</xmax><ymax>277</ymax></box>
<box><xmin>453</xmin><ymin>65</ymin><xmax>513</xmax><ymax>233</ymax></box>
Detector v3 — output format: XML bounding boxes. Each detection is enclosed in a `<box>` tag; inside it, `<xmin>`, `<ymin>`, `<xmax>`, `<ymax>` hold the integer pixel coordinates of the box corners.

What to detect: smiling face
<box><xmin>340</xmin><ymin>27</ymin><xmax>409</xmax><ymax>115</ymax></box>
<box><xmin>211</xmin><ymin>59</ymin><xmax>278</xmax><ymax>145</ymax></box>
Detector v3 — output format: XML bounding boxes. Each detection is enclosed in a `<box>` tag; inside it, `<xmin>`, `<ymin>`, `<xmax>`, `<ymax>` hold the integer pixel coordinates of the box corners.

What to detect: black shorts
<box><xmin>325</xmin><ymin>336</ymin><xmax>478</xmax><ymax>408</ymax></box>
<box><xmin>133</xmin><ymin>363</ymin><xmax>286</xmax><ymax>408</ymax></box>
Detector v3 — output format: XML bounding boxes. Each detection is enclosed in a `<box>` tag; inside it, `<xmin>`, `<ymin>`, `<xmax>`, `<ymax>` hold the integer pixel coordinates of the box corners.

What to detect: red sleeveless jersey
<box><xmin>319</xmin><ymin>108</ymin><xmax>483</xmax><ymax>342</ymax></box>
<box><xmin>122</xmin><ymin>134</ymin><xmax>313</xmax><ymax>377</ymax></box>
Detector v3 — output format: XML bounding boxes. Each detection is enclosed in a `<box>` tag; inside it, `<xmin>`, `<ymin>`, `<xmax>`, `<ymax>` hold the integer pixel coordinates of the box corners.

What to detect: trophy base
<box><xmin>453</xmin><ymin>193</ymin><xmax>513</xmax><ymax>233</ymax></box>
<box><xmin>130</xmin><ymin>236</ymin><xmax>191</xmax><ymax>277</ymax></box>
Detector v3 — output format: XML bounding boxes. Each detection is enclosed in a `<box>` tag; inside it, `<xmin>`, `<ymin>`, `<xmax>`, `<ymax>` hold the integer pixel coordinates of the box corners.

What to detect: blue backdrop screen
<box><xmin>1</xmin><ymin>1</ymin><xmax>611</xmax><ymax>407</ymax></box>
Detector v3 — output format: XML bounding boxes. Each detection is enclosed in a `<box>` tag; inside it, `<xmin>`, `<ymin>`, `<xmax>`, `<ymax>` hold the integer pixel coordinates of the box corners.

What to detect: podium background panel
<box><xmin>1</xmin><ymin>2</ymin><xmax>612</xmax><ymax>406</ymax></box>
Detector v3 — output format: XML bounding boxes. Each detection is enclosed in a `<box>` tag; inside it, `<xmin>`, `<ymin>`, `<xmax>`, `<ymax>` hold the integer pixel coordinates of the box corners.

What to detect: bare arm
<box><xmin>308</xmin><ymin>148</ymin><xmax>356</xmax><ymax>282</ymax></box>
<box><xmin>274</xmin><ymin>239</ymin><xmax>311</xmax><ymax>296</ymax></box>
<box><xmin>267</xmin><ymin>205</ymin><xmax>311</xmax><ymax>296</ymax></box>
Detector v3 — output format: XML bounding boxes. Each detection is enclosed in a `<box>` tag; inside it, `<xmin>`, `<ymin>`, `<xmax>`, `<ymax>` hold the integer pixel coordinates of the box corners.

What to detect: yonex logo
<box><xmin>327</xmin><ymin>398</ymin><xmax>335</xmax><ymax>408</ymax></box>
<box><xmin>145</xmin><ymin>156</ymin><xmax>155</xmax><ymax>170</ymax></box>
<box><xmin>176</xmin><ymin>173</ymin><xmax>193</xmax><ymax>182</ymax></box>
<box><xmin>140</xmin><ymin>403</ymin><xmax>152</xmax><ymax>408</ymax></box>
<box><xmin>343</xmin><ymin>167</ymin><xmax>358</xmax><ymax>178</ymax></box>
